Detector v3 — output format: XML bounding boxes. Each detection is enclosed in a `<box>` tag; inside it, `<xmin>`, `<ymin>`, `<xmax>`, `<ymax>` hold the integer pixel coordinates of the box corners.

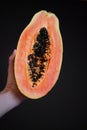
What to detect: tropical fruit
<box><xmin>14</xmin><ymin>10</ymin><xmax>63</xmax><ymax>99</ymax></box>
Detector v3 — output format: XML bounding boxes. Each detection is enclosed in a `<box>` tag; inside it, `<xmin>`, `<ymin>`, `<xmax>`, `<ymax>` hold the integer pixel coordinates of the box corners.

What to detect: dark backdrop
<box><xmin>0</xmin><ymin>1</ymin><xmax>87</xmax><ymax>129</ymax></box>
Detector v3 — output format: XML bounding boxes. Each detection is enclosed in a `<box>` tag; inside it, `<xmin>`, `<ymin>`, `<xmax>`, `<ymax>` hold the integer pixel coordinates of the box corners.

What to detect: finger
<box><xmin>8</xmin><ymin>49</ymin><xmax>16</xmax><ymax>75</ymax></box>
<box><xmin>9</xmin><ymin>49</ymin><xmax>16</xmax><ymax>62</ymax></box>
<box><xmin>7</xmin><ymin>49</ymin><xmax>16</xmax><ymax>84</ymax></box>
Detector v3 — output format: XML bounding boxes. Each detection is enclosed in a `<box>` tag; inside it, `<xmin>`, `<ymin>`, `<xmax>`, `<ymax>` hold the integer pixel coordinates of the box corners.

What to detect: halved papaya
<box><xmin>14</xmin><ymin>10</ymin><xmax>63</xmax><ymax>99</ymax></box>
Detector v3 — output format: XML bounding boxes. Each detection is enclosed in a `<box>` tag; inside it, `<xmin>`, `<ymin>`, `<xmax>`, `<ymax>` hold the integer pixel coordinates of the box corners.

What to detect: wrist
<box><xmin>1</xmin><ymin>85</ymin><xmax>25</xmax><ymax>104</ymax></box>
<box><xmin>0</xmin><ymin>90</ymin><xmax>21</xmax><ymax>118</ymax></box>
<box><xmin>1</xmin><ymin>90</ymin><xmax>22</xmax><ymax>106</ymax></box>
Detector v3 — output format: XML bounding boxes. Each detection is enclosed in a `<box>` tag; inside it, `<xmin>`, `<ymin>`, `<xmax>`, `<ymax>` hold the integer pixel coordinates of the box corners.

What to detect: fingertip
<box><xmin>13</xmin><ymin>49</ymin><xmax>16</xmax><ymax>55</ymax></box>
<box><xmin>9</xmin><ymin>49</ymin><xmax>16</xmax><ymax>61</ymax></box>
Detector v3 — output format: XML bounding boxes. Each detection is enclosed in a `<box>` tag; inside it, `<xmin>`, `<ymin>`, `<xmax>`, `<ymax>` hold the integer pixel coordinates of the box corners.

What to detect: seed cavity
<box><xmin>27</xmin><ymin>27</ymin><xmax>50</xmax><ymax>87</ymax></box>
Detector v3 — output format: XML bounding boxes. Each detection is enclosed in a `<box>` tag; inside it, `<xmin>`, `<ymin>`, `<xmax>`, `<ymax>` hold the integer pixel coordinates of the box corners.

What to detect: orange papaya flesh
<box><xmin>14</xmin><ymin>10</ymin><xmax>63</xmax><ymax>99</ymax></box>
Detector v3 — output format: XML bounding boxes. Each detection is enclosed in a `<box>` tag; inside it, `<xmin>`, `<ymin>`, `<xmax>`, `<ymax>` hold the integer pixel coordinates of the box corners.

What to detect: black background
<box><xmin>0</xmin><ymin>1</ymin><xmax>87</xmax><ymax>129</ymax></box>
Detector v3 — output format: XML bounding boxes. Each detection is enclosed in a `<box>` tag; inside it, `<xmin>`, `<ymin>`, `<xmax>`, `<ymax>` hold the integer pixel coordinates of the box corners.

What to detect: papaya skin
<box><xmin>14</xmin><ymin>10</ymin><xmax>63</xmax><ymax>99</ymax></box>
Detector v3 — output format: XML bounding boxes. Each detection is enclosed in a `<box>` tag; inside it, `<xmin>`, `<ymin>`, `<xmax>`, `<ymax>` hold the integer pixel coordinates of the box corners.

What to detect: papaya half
<box><xmin>14</xmin><ymin>10</ymin><xmax>63</xmax><ymax>99</ymax></box>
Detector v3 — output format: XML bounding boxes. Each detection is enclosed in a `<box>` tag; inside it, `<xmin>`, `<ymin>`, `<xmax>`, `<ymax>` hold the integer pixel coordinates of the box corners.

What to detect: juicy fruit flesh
<box><xmin>14</xmin><ymin>10</ymin><xmax>63</xmax><ymax>99</ymax></box>
<box><xmin>27</xmin><ymin>27</ymin><xmax>50</xmax><ymax>87</ymax></box>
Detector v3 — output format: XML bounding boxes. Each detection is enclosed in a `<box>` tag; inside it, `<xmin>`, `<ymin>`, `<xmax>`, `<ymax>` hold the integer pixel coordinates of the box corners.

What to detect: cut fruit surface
<box><xmin>14</xmin><ymin>10</ymin><xmax>63</xmax><ymax>99</ymax></box>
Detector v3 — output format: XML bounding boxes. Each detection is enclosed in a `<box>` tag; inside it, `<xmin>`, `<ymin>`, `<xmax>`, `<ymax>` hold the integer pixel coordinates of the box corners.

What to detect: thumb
<box><xmin>7</xmin><ymin>49</ymin><xmax>16</xmax><ymax>85</ymax></box>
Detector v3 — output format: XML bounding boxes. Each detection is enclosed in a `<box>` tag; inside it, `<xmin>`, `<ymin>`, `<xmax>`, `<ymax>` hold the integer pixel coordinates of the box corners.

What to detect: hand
<box><xmin>0</xmin><ymin>50</ymin><xmax>26</xmax><ymax>118</ymax></box>
<box><xmin>1</xmin><ymin>49</ymin><xmax>25</xmax><ymax>101</ymax></box>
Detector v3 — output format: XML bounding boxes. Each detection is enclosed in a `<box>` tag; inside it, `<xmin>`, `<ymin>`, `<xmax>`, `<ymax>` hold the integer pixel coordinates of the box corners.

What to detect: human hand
<box><xmin>0</xmin><ymin>50</ymin><xmax>26</xmax><ymax>117</ymax></box>
<box><xmin>1</xmin><ymin>49</ymin><xmax>25</xmax><ymax>101</ymax></box>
